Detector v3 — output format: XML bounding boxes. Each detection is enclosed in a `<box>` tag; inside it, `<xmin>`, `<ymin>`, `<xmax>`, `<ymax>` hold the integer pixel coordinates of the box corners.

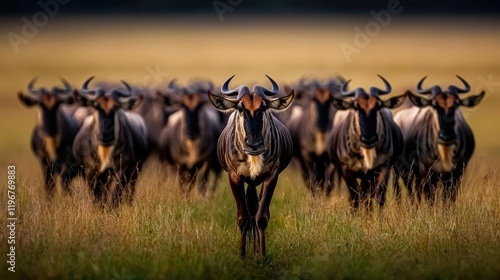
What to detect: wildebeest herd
<box><xmin>18</xmin><ymin>74</ymin><xmax>485</xmax><ymax>257</ymax></box>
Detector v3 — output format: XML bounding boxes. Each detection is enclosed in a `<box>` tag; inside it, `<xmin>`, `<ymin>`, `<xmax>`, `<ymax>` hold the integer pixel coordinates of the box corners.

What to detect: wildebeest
<box><xmin>73</xmin><ymin>76</ymin><xmax>149</xmax><ymax>206</ymax></box>
<box><xmin>286</xmin><ymin>77</ymin><xmax>344</xmax><ymax>195</ymax></box>
<box><xmin>18</xmin><ymin>78</ymin><xmax>84</xmax><ymax>198</ymax></box>
<box><xmin>394</xmin><ymin>75</ymin><xmax>485</xmax><ymax>202</ymax></box>
<box><xmin>157</xmin><ymin>79</ymin><xmax>223</xmax><ymax>195</ymax></box>
<box><xmin>133</xmin><ymin>81</ymin><xmax>179</xmax><ymax>154</ymax></box>
<box><xmin>208</xmin><ymin>75</ymin><xmax>294</xmax><ymax>257</ymax></box>
<box><xmin>328</xmin><ymin>75</ymin><xmax>406</xmax><ymax>208</ymax></box>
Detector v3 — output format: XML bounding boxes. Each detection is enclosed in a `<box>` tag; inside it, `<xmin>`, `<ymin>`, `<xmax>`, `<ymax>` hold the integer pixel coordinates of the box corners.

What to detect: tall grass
<box><xmin>1</xmin><ymin>157</ymin><xmax>499</xmax><ymax>279</ymax></box>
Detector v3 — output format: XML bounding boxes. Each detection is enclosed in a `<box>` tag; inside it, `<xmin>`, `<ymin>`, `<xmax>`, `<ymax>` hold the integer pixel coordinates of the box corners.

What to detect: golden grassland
<box><xmin>0</xmin><ymin>16</ymin><xmax>500</xmax><ymax>279</ymax></box>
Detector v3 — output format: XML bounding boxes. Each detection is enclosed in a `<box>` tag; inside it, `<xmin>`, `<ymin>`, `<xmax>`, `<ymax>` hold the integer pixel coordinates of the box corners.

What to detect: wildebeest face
<box><xmin>409</xmin><ymin>91</ymin><xmax>485</xmax><ymax>146</ymax></box>
<box><xmin>355</xmin><ymin>94</ymin><xmax>380</xmax><ymax>148</ymax></box>
<box><xmin>74</xmin><ymin>77</ymin><xmax>142</xmax><ymax>146</ymax></box>
<box><xmin>181</xmin><ymin>94</ymin><xmax>203</xmax><ymax>139</ymax></box>
<box><xmin>18</xmin><ymin>84</ymin><xmax>74</xmax><ymax>136</ymax></box>
<box><xmin>313</xmin><ymin>88</ymin><xmax>334</xmax><ymax>132</ymax></box>
<box><xmin>434</xmin><ymin>93</ymin><xmax>459</xmax><ymax>145</ymax></box>
<box><xmin>410</xmin><ymin>75</ymin><xmax>486</xmax><ymax>145</ymax></box>
<box><xmin>94</xmin><ymin>96</ymin><xmax>120</xmax><ymax>145</ymax></box>
<box><xmin>333</xmin><ymin>93</ymin><xmax>405</xmax><ymax>148</ymax></box>
<box><xmin>239</xmin><ymin>94</ymin><xmax>266</xmax><ymax>155</ymax></box>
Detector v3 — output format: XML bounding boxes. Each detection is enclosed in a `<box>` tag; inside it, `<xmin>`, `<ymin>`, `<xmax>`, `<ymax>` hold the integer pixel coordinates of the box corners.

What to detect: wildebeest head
<box><xmin>208</xmin><ymin>75</ymin><xmax>294</xmax><ymax>156</ymax></box>
<box><xmin>332</xmin><ymin>75</ymin><xmax>406</xmax><ymax>148</ymax></box>
<box><xmin>408</xmin><ymin>75</ymin><xmax>485</xmax><ymax>146</ymax></box>
<box><xmin>73</xmin><ymin>76</ymin><xmax>143</xmax><ymax>146</ymax></box>
<box><xmin>18</xmin><ymin>77</ymin><xmax>75</xmax><ymax>161</ymax></box>
<box><xmin>157</xmin><ymin>79</ymin><xmax>214</xmax><ymax>140</ymax></box>
<box><xmin>18</xmin><ymin>77</ymin><xmax>75</xmax><ymax>136</ymax></box>
<box><xmin>309</xmin><ymin>77</ymin><xmax>345</xmax><ymax>132</ymax></box>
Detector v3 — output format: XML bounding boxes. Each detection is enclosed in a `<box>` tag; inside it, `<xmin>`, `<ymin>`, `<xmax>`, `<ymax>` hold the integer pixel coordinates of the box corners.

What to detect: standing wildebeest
<box><xmin>394</xmin><ymin>75</ymin><xmax>485</xmax><ymax>202</ymax></box>
<box><xmin>208</xmin><ymin>75</ymin><xmax>294</xmax><ymax>257</ymax></box>
<box><xmin>73</xmin><ymin>76</ymin><xmax>149</xmax><ymax>206</ymax></box>
<box><xmin>157</xmin><ymin>79</ymin><xmax>223</xmax><ymax>195</ymax></box>
<box><xmin>286</xmin><ymin>77</ymin><xmax>344</xmax><ymax>195</ymax></box>
<box><xmin>328</xmin><ymin>75</ymin><xmax>406</xmax><ymax>208</ymax></box>
<box><xmin>18</xmin><ymin>78</ymin><xmax>84</xmax><ymax>197</ymax></box>
<box><xmin>134</xmin><ymin>81</ymin><xmax>179</xmax><ymax>154</ymax></box>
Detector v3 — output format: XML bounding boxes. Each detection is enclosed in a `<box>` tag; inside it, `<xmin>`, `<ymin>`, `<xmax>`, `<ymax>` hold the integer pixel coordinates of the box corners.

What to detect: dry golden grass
<box><xmin>0</xmin><ymin>16</ymin><xmax>499</xmax><ymax>279</ymax></box>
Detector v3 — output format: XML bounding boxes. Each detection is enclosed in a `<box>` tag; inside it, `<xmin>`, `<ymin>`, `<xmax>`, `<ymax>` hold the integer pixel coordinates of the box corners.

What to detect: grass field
<box><xmin>1</xmin><ymin>15</ymin><xmax>500</xmax><ymax>279</ymax></box>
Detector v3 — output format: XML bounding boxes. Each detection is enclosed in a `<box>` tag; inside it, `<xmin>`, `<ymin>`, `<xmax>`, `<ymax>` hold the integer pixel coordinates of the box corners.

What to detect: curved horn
<box><xmin>448</xmin><ymin>75</ymin><xmax>470</xmax><ymax>94</ymax></box>
<box><xmin>341</xmin><ymin>79</ymin><xmax>356</xmax><ymax>97</ymax></box>
<box><xmin>53</xmin><ymin>78</ymin><xmax>73</xmax><ymax>94</ymax></box>
<box><xmin>82</xmin><ymin>76</ymin><xmax>95</xmax><ymax>93</ymax></box>
<box><xmin>371</xmin><ymin>74</ymin><xmax>391</xmax><ymax>95</ymax></box>
<box><xmin>78</xmin><ymin>76</ymin><xmax>102</xmax><ymax>101</ymax></box>
<box><xmin>168</xmin><ymin>79</ymin><xmax>178</xmax><ymax>89</ymax></box>
<box><xmin>416</xmin><ymin>76</ymin><xmax>433</xmax><ymax>94</ymax></box>
<box><xmin>28</xmin><ymin>77</ymin><xmax>39</xmax><ymax>95</ymax></box>
<box><xmin>416</xmin><ymin>75</ymin><xmax>443</xmax><ymax>97</ymax></box>
<box><xmin>221</xmin><ymin>75</ymin><xmax>238</xmax><ymax>96</ymax></box>
<box><xmin>221</xmin><ymin>75</ymin><xmax>251</xmax><ymax>99</ymax></box>
<box><xmin>253</xmin><ymin>74</ymin><xmax>280</xmax><ymax>97</ymax></box>
<box><xmin>120</xmin><ymin>80</ymin><xmax>132</xmax><ymax>97</ymax></box>
<box><xmin>61</xmin><ymin>78</ymin><xmax>72</xmax><ymax>92</ymax></box>
<box><xmin>328</xmin><ymin>76</ymin><xmax>345</xmax><ymax>97</ymax></box>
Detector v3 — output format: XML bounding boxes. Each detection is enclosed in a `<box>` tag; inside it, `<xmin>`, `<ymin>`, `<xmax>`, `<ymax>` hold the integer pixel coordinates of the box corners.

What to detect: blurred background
<box><xmin>1</xmin><ymin>0</ymin><xmax>499</xmax><ymax>166</ymax></box>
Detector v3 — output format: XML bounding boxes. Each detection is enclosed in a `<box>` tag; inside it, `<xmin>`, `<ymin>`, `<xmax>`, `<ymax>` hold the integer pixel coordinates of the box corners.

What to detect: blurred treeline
<box><xmin>2</xmin><ymin>0</ymin><xmax>499</xmax><ymax>15</ymax></box>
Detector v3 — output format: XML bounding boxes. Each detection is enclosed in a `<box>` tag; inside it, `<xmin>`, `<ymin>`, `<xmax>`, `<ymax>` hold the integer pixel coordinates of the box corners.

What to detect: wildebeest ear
<box><xmin>18</xmin><ymin>92</ymin><xmax>38</xmax><ymax>107</ymax></box>
<box><xmin>207</xmin><ymin>90</ymin><xmax>238</xmax><ymax>112</ymax></box>
<box><xmin>382</xmin><ymin>92</ymin><xmax>407</xmax><ymax>109</ymax></box>
<box><xmin>73</xmin><ymin>90</ymin><xmax>93</xmax><ymax>107</ymax></box>
<box><xmin>459</xmin><ymin>91</ymin><xmax>485</xmax><ymax>108</ymax></box>
<box><xmin>408</xmin><ymin>92</ymin><xmax>432</xmax><ymax>107</ymax></box>
<box><xmin>331</xmin><ymin>96</ymin><xmax>354</xmax><ymax>110</ymax></box>
<box><xmin>267</xmin><ymin>90</ymin><xmax>295</xmax><ymax>111</ymax></box>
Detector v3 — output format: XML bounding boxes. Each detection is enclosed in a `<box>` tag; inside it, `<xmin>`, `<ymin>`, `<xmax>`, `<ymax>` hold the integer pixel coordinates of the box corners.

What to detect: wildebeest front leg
<box><xmin>178</xmin><ymin>165</ymin><xmax>194</xmax><ymax>193</ymax></box>
<box><xmin>343</xmin><ymin>167</ymin><xmax>360</xmax><ymax>208</ymax></box>
<box><xmin>93</xmin><ymin>169</ymin><xmax>111</xmax><ymax>206</ymax></box>
<box><xmin>60</xmin><ymin>164</ymin><xmax>77</xmax><ymax>195</ymax></box>
<box><xmin>300</xmin><ymin>152</ymin><xmax>317</xmax><ymax>194</ymax></box>
<box><xmin>115</xmin><ymin>167</ymin><xmax>139</xmax><ymax>206</ymax></box>
<box><xmin>229</xmin><ymin>174</ymin><xmax>249</xmax><ymax>258</ymax></box>
<box><xmin>442</xmin><ymin>168</ymin><xmax>463</xmax><ymax>202</ymax></box>
<box><xmin>255</xmin><ymin>175</ymin><xmax>279</xmax><ymax>256</ymax></box>
<box><xmin>325</xmin><ymin>164</ymin><xmax>338</xmax><ymax>197</ymax></box>
<box><xmin>42</xmin><ymin>160</ymin><xmax>57</xmax><ymax>199</ymax></box>
<box><xmin>197</xmin><ymin>162</ymin><xmax>210</xmax><ymax>196</ymax></box>
<box><xmin>373</xmin><ymin>168</ymin><xmax>389</xmax><ymax>207</ymax></box>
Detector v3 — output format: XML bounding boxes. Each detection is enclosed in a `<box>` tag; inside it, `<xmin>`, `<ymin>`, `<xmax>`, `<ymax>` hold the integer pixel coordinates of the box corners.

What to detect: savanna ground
<box><xmin>0</xmin><ymin>15</ymin><xmax>500</xmax><ymax>279</ymax></box>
